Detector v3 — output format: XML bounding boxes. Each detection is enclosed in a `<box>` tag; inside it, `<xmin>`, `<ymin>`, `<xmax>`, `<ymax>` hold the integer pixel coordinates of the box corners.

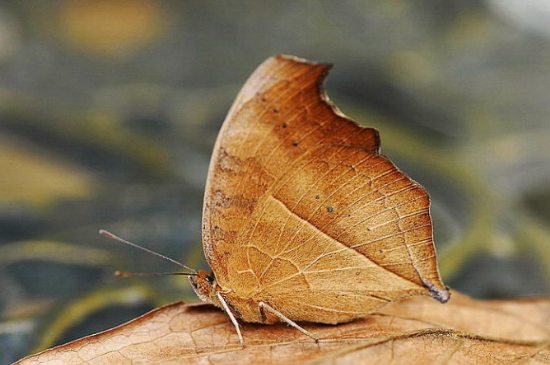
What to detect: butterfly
<box><xmin>103</xmin><ymin>54</ymin><xmax>449</xmax><ymax>347</ymax></box>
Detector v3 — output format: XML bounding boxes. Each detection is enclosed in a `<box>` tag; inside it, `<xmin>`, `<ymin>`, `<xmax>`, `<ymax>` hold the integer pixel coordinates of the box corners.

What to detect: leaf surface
<box><xmin>14</xmin><ymin>291</ymin><xmax>550</xmax><ymax>365</ymax></box>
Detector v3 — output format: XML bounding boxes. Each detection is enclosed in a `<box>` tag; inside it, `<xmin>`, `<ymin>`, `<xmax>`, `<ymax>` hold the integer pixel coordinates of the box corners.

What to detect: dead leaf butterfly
<box><xmin>102</xmin><ymin>54</ymin><xmax>449</xmax><ymax>346</ymax></box>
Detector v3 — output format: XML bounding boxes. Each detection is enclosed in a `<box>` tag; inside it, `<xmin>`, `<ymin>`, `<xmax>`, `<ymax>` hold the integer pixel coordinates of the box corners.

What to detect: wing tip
<box><xmin>271</xmin><ymin>54</ymin><xmax>333</xmax><ymax>70</ymax></box>
<box><xmin>427</xmin><ymin>284</ymin><xmax>451</xmax><ymax>304</ymax></box>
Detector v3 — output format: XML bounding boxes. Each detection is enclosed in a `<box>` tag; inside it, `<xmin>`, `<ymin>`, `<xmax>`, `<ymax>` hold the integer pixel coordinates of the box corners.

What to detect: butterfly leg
<box><xmin>259</xmin><ymin>301</ymin><xmax>318</xmax><ymax>342</ymax></box>
<box><xmin>216</xmin><ymin>292</ymin><xmax>245</xmax><ymax>347</ymax></box>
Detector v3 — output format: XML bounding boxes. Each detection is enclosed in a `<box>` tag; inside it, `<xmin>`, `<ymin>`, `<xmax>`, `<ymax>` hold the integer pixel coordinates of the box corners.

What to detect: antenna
<box><xmin>114</xmin><ymin>271</ymin><xmax>197</xmax><ymax>277</ymax></box>
<box><xmin>99</xmin><ymin>230</ymin><xmax>198</xmax><ymax>275</ymax></box>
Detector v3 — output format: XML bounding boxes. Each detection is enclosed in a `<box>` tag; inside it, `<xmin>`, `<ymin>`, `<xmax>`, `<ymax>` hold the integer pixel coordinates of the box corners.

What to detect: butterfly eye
<box><xmin>206</xmin><ymin>275</ymin><xmax>215</xmax><ymax>284</ymax></box>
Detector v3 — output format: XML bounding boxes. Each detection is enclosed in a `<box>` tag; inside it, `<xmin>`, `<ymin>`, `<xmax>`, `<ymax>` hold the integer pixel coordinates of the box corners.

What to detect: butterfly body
<box><xmin>195</xmin><ymin>55</ymin><xmax>449</xmax><ymax>333</ymax></box>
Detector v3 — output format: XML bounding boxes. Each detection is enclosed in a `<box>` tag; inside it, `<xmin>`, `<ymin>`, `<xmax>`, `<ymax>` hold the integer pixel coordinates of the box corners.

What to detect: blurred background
<box><xmin>1</xmin><ymin>0</ymin><xmax>550</xmax><ymax>363</ymax></box>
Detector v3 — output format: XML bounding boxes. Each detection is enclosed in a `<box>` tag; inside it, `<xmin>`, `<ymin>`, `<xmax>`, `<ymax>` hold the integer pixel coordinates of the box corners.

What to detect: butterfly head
<box><xmin>189</xmin><ymin>269</ymin><xmax>218</xmax><ymax>303</ymax></box>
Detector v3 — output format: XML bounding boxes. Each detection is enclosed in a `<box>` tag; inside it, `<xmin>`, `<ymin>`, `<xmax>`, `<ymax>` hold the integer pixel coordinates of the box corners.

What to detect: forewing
<box><xmin>202</xmin><ymin>55</ymin><xmax>448</xmax><ymax>321</ymax></box>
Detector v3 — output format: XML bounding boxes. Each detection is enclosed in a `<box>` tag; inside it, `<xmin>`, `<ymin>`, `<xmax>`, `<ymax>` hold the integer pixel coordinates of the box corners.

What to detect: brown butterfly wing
<box><xmin>202</xmin><ymin>55</ymin><xmax>448</xmax><ymax>323</ymax></box>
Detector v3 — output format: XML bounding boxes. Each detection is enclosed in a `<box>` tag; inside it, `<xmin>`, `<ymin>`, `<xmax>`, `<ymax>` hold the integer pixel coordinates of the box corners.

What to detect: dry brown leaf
<box><xmin>14</xmin><ymin>291</ymin><xmax>550</xmax><ymax>365</ymax></box>
<box><xmin>307</xmin><ymin>329</ymin><xmax>550</xmax><ymax>365</ymax></box>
